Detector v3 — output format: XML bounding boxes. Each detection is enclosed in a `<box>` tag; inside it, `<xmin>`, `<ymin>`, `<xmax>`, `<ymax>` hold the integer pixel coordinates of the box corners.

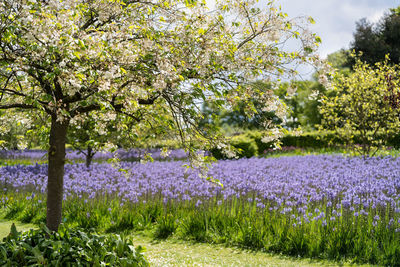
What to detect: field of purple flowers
<box><xmin>1</xmin><ymin>154</ymin><xmax>400</xmax><ymax>264</ymax></box>
<box><xmin>0</xmin><ymin>148</ymin><xmax>188</xmax><ymax>162</ymax></box>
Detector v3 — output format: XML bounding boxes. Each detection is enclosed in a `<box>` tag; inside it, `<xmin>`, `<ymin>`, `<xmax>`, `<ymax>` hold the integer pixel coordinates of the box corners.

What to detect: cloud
<box><xmin>204</xmin><ymin>0</ymin><xmax>398</xmax><ymax>78</ymax></box>
<box><xmin>278</xmin><ymin>0</ymin><xmax>398</xmax><ymax>57</ymax></box>
<box><xmin>367</xmin><ymin>9</ymin><xmax>387</xmax><ymax>23</ymax></box>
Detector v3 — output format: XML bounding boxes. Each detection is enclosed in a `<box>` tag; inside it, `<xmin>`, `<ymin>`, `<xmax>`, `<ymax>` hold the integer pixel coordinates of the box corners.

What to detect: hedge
<box><xmin>210</xmin><ymin>130</ymin><xmax>400</xmax><ymax>159</ymax></box>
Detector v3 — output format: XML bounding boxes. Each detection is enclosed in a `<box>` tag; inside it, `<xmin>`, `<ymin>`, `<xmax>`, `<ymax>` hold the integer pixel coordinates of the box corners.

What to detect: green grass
<box><xmin>0</xmin><ymin>219</ymin><xmax>372</xmax><ymax>267</ymax></box>
<box><xmin>0</xmin><ymin>219</ymin><xmax>36</xmax><ymax>239</ymax></box>
<box><xmin>262</xmin><ymin>146</ymin><xmax>400</xmax><ymax>158</ymax></box>
<box><xmin>1</xmin><ymin>194</ymin><xmax>397</xmax><ymax>265</ymax></box>
<box><xmin>0</xmin><ymin>158</ymin><xmax>47</xmax><ymax>166</ymax></box>
<box><xmin>130</xmin><ymin>234</ymin><xmax>376</xmax><ymax>267</ymax></box>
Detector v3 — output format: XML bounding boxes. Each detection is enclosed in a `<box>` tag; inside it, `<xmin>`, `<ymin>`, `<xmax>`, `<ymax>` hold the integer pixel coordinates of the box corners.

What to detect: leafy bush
<box><xmin>245</xmin><ymin>130</ymin><xmax>271</xmax><ymax>154</ymax></box>
<box><xmin>210</xmin><ymin>134</ymin><xmax>258</xmax><ymax>159</ymax></box>
<box><xmin>280</xmin><ymin>131</ymin><xmax>342</xmax><ymax>149</ymax></box>
<box><xmin>207</xmin><ymin>128</ymin><xmax>400</xmax><ymax>159</ymax></box>
<box><xmin>320</xmin><ymin>57</ymin><xmax>400</xmax><ymax>156</ymax></box>
<box><xmin>0</xmin><ymin>223</ymin><xmax>149</xmax><ymax>266</ymax></box>
<box><xmin>211</xmin><ymin>130</ymin><xmax>341</xmax><ymax>159</ymax></box>
<box><xmin>231</xmin><ymin>135</ymin><xmax>258</xmax><ymax>158</ymax></box>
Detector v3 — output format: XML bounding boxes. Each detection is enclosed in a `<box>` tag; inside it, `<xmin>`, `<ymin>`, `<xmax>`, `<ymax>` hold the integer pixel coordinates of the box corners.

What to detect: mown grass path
<box><xmin>0</xmin><ymin>219</ymin><xmax>36</xmax><ymax>239</ymax></box>
<box><xmin>0</xmin><ymin>220</ymin><xmax>374</xmax><ymax>267</ymax></box>
<box><xmin>130</xmin><ymin>235</ymin><xmax>375</xmax><ymax>267</ymax></box>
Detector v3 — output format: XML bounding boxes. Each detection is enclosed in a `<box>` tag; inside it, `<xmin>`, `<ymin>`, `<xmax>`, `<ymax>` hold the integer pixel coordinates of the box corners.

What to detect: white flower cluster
<box><xmin>0</xmin><ymin>0</ymin><xmax>323</xmax><ymax>157</ymax></box>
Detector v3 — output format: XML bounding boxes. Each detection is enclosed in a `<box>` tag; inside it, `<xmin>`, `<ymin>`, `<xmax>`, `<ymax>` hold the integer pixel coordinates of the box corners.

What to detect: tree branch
<box><xmin>54</xmin><ymin>77</ymin><xmax>64</xmax><ymax>99</ymax></box>
<box><xmin>70</xmin><ymin>93</ymin><xmax>161</xmax><ymax>117</ymax></box>
<box><xmin>0</xmin><ymin>73</ymin><xmax>12</xmax><ymax>102</ymax></box>
<box><xmin>0</xmin><ymin>103</ymin><xmax>37</xmax><ymax>110</ymax></box>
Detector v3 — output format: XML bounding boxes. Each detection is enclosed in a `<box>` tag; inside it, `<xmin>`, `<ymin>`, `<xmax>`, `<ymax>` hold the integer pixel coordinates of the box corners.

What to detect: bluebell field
<box><xmin>1</xmin><ymin>152</ymin><xmax>400</xmax><ymax>264</ymax></box>
<box><xmin>0</xmin><ymin>148</ymin><xmax>188</xmax><ymax>161</ymax></box>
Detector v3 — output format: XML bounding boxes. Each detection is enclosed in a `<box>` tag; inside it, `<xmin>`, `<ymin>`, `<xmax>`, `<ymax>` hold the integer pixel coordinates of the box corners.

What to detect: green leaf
<box><xmin>73</xmin><ymin>51</ymin><xmax>81</xmax><ymax>60</ymax></box>
<box><xmin>32</xmin><ymin>246</ymin><xmax>45</xmax><ymax>264</ymax></box>
<box><xmin>9</xmin><ymin>223</ymin><xmax>19</xmax><ymax>240</ymax></box>
<box><xmin>308</xmin><ymin>16</ymin><xmax>316</xmax><ymax>24</ymax></box>
<box><xmin>304</xmin><ymin>47</ymin><xmax>313</xmax><ymax>53</ymax></box>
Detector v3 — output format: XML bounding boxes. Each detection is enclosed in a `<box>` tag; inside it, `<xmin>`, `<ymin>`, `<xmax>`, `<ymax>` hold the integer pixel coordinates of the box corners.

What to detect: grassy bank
<box><xmin>0</xmin><ymin>220</ymin><xmax>373</xmax><ymax>267</ymax></box>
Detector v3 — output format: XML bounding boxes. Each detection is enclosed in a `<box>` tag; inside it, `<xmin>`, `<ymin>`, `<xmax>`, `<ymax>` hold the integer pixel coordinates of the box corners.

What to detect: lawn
<box><xmin>0</xmin><ymin>220</ymin><xmax>372</xmax><ymax>266</ymax></box>
<box><xmin>0</xmin><ymin>219</ymin><xmax>36</xmax><ymax>239</ymax></box>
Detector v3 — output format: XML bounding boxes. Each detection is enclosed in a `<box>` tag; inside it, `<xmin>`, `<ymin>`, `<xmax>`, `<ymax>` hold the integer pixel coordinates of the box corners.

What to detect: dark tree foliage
<box><xmin>201</xmin><ymin>100</ymin><xmax>281</xmax><ymax>131</ymax></box>
<box><xmin>348</xmin><ymin>7</ymin><xmax>400</xmax><ymax>66</ymax></box>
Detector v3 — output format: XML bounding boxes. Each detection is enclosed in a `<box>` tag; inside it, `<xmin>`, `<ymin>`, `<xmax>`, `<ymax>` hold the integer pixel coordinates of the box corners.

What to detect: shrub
<box><xmin>210</xmin><ymin>134</ymin><xmax>258</xmax><ymax>159</ymax></box>
<box><xmin>231</xmin><ymin>135</ymin><xmax>258</xmax><ymax>158</ymax></box>
<box><xmin>211</xmin><ymin>130</ymin><xmax>341</xmax><ymax>159</ymax></box>
<box><xmin>280</xmin><ymin>131</ymin><xmax>340</xmax><ymax>149</ymax></box>
<box><xmin>0</xmin><ymin>223</ymin><xmax>149</xmax><ymax>266</ymax></box>
<box><xmin>320</xmin><ymin>57</ymin><xmax>400</xmax><ymax>156</ymax></box>
<box><xmin>245</xmin><ymin>130</ymin><xmax>272</xmax><ymax>154</ymax></box>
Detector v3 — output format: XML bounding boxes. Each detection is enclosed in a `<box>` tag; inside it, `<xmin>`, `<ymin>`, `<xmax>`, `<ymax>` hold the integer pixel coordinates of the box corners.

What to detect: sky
<box><xmin>205</xmin><ymin>0</ymin><xmax>399</xmax><ymax>78</ymax></box>
<box><xmin>278</xmin><ymin>0</ymin><xmax>399</xmax><ymax>58</ymax></box>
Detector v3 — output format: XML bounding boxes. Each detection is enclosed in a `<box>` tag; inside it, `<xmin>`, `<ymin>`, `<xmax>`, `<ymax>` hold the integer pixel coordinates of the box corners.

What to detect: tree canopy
<box><xmin>348</xmin><ymin>6</ymin><xmax>400</xmax><ymax>66</ymax></box>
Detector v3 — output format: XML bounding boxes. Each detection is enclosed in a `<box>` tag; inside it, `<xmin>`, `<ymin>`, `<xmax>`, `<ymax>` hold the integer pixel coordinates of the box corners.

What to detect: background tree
<box><xmin>0</xmin><ymin>0</ymin><xmax>323</xmax><ymax>231</ymax></box>
<box><xmin>200</xmin><ymin>81</ymin><xmax>284</xmax><ymax>133</ymax></box>
<box><xmin>274</xmin><ymin>80</ymin><xmax>325</xmax><ymax>130</ymax></box>
<box><xmin>67</xmin><ymin>114</ymin><xmax>115</xmax><ymax>168</ymax></box>
<box><xmin>326</xmin><ymin>49</ymin><xmax>351</xmax><ymax>75</ymax></box>
<box><xmin>202</xmin><ymin>79</ymin><xmax>329</xmax><ymax>133</ymax></box>
<box><xmin>320</xmin><ymin>57</ymin><xmax>400</xmax><ymax>156</ymax></box>
<box><xmin>0</xmin><ymin>110</ymin><xmax>29</xmax><ymax>149</ymax></box>
<box><xmin>68</xmin><ymin>104</ymin><xmax>178</xmax><ymax>167</ymax></box>
<box><xmin>348</xmin><ymin>6</ymin><xmax>400</xmax><ymax>66</ymax></box>
<box><xmin>274</xmin><ymin>50</ymin><xmax>352</xmax><ymax>132</ymax></box>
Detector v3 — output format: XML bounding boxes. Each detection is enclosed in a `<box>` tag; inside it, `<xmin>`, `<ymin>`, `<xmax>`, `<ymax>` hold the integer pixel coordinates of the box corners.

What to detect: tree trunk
<box><xmin>86</xmin><ymin>145</ymin><xmax>94</xmax><ymax>168</ymax></box>
<box><xmin>46</xmin><ymin>116</ymin><xmax>69</xmax><ymax>232</ymax></box>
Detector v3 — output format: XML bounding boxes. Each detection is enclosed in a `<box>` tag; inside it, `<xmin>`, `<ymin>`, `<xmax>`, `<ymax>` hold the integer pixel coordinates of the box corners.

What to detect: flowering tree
<box><xmin>0</xmin><ymin>110</ymin><xmax>30</xmax><ymax>149</ymax></box>
<box><xmin>0</xmin><ymin>0</ymin><xmax>323</xmax><ymax>231</ymax></box>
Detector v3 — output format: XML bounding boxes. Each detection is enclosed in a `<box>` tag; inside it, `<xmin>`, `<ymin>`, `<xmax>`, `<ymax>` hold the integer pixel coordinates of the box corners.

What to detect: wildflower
<box><xmin>195</xmin><ymin>200</ymin><xmax>202</xmax><ymax>207</ymax></box>
<box><xmin>257</xmin><ymin>202</ymin><xmax>265</xmax><ymax>209</ymax></box>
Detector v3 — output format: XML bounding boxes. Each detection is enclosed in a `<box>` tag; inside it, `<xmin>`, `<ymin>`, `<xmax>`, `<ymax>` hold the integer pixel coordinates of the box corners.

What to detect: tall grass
<box><xmin>1</xmin><ymin>190</ymin><xmax>399</xmax><ymax>265</ymax></box>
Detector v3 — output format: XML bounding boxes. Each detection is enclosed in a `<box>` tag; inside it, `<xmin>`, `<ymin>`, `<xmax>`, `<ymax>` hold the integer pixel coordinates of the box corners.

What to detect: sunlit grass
<box><xmin>263</xmin><ymin>146</ymin><xmax>400</xmax><ymax>158</ymax></box>
<box><xmin>0</xmin><ymin>219</ymin><xmax>36</xmax><ymax>239</ymax></box>
<box><xmin>0</xmin><ymin>219</ymin><xmax>372</xmax><ymax>267</ymax></box>
<box><xmin>130</xmin><ymin>234</ymin><xmax>374</xmax><ymax>267</ymax></box>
